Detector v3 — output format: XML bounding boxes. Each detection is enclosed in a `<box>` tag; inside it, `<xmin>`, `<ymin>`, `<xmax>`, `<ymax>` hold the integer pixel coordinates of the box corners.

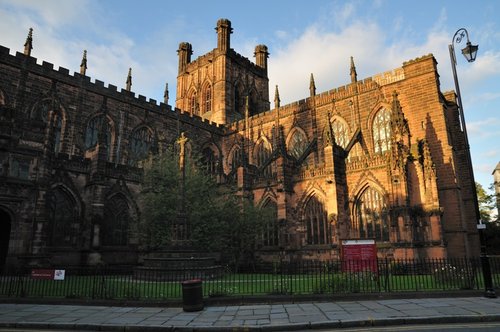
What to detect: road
<box><xmin>3</xmin><ymin>322</ymin><xmax>500</xmax><ymax>331</ymax></box>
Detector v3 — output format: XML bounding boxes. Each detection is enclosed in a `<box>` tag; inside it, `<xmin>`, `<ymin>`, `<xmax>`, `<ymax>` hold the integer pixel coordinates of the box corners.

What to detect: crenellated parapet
<box><xmin>0</xmin><ymin>45</ymin><xmax>223</xmax><ymax>135</ymax></box>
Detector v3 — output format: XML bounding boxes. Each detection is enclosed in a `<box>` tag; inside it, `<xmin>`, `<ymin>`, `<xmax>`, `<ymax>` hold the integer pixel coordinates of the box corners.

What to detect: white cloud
<box><xmin>468</xmin><ymin>118</ymin><xmax>500</xmax><ymax>137</ymax></box>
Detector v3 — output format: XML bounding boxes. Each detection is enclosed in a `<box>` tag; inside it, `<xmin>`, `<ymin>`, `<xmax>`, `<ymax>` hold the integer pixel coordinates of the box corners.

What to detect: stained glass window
<box><xmin>129</xmin><ymin>127</ymin><xmax>153</xmax><ymax>166</ymax></box>
<box><xmin>304</xmin><ymin>196</ymin><xmax>330</xmax><ymax>245</ymax></box>
<box><xmin>102</xmin><ymin>195</ymin><xmax>129</xmax><ymax>246</ymax></box>
<box><xmin>202</xmin><ymin>147</ymin><xmax>217</xmax><ymax>176</ymax></box>
<box><xmin>373</xmin><ymin>108</ymin><xmax>391</xmax><ymax>153</ymax></box>
<box><xmin>189</xmin><ymin>91</ymin><xmax>198</xmax><ymax>115</ymax></box>
<box><xmin>288</xmin><ymin>129</ymin><xmax>308</xmax><ymax>161</ymax></box>
<box><xmin>331</xmin><ymin>118</ymin><xmax>349</xmax><ymax>149</ymax></box>
<box><xmin>204</xmin><ymin>85</ymin><xmax>212</xmax><ymax>114</ymax></box>
<box><xmin>255</xmin><ymin>139</ymin><xmax>272</xmax><ymax>178</ymax></box>
<box><xmin>53</xmin><ymin>114</ymin><xmax>62</xmax><ymax>153</ymax></box>
<box><xmin>355</xmin><ymin>187</ymin><xmax>389</xmax><ymax>241</ymax></box>
<box><xmin>46</xmin><ymin>188</ymin><xmax>77</xmax><ymax>247</ymax></box>
<box><xmin>230</xmin><ymin>146</ymin><xmax>242</xmax><ymax>171</ymax></box>
<box><xmin>85</xmin><ymin>116</ymin><xmax>111</xmax><ymax>148</ymax></box>
<box><xmin>262</xmin><ymin>200</ymin><xmax>278</xmax><ymax>247</ymax></box>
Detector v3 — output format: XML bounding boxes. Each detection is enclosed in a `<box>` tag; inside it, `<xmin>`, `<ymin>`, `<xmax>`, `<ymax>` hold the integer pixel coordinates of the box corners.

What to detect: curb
<box><xmin>2</xmin><ymin>314</ymin><xmax>500</xmax><ymax>332</ymax></box>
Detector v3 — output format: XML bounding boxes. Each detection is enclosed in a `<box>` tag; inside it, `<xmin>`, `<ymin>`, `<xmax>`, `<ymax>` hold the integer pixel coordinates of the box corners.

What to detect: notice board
<box><xmin>341</xmin><ymin>239</ymin><xmax>377</xmax><ymax>273</ymax></box>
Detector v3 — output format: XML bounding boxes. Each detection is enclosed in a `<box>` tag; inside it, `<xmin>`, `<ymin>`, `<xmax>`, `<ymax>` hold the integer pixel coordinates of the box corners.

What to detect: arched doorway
<box><xmin>0</xmin><ymin>209</ymin><xmax>12</xmax><ymax>272</ymax></box>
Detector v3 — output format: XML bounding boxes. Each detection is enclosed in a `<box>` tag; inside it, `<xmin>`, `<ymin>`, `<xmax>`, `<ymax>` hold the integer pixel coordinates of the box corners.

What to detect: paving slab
<box><xmin>0</xmin><ymin>296</ymin><xmax>499</xmax><ymax>331</ymax></box>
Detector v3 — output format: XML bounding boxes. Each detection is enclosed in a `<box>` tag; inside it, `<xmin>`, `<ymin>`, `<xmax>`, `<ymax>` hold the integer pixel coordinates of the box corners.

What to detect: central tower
<box><xmin>175</xmin><ymin>18</ymin><xmax>270</xmax><ymax>125</ymax></box>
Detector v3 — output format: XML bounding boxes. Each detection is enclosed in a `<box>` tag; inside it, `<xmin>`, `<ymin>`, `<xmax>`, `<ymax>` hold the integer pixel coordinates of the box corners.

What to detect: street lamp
<box><xmin>449</xmin><ymin>28</ymin><xmax>496</xmax><ymax>298</ymax></box>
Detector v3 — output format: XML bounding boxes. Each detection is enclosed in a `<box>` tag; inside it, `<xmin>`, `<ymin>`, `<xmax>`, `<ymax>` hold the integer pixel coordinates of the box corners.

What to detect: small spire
<box><xmin>164</xmin><ymin>82</ymin><xmax>169</xmax><ymax>104</ymax></box>
<box><xmin>125</xmin><ymin>67</ymin><xmax>132</xmax><ymax>91</ymax></box>
<box><xmin>309</xmin><ymin>73</ymin><xmax>316</xmax><ymax>97</ymax></box>
<box><xmin>24</xmin><ymin>28</ymin><xmax>33</xmax><ymax>56</ymax></box>
<box><xmin>80</xmin><ymin>50</ymin><xmax>87</xmax><ymax>75</ymax></box>
<box><xmin>350</xmin><ymin>56</ymin><xmax>357</xmax><ymax>83</ymax></box>
<box><xmin>274</xmin><ymin>85</ymin><xmax>280</xmax><ymax>109</ymax></box>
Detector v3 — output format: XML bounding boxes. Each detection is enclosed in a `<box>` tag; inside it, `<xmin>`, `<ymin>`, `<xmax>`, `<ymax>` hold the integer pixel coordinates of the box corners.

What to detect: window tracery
<box><xmin>255</xmin><ymin>139</ymin><xmax>272</xmax><ymax>178</ymax></box>
<box><xmin>204</xmin><ymin>85</ymin><xmax>212</xmax><ymax>114</ymax></box>
<box><xmin>230</xmin><ymin>146</ymin><xmax>242</xmax><ymax>171</ymax></box>
<box><xmin>202</xmin><ymin>147</ymin><xmax>217</xmax><ymax>176</ymax></box>
<box><xmin>373</xmin><ymin>108</ymin><xmax>391</xmax><ymax>153</ymax></box>
<box><xmin>354</xmin><ymin>187</ymin><xmax>389</xmax><ymax>241</ymax></box>
<box><xmin>102</xmin><ymin>195</ymin><xmax>129</xmax><ymax>246</ymax></box>
<box><xmin>129</xmin><ymin>127</ymin><xmax>153</xmax><ymax>166</ymax></box>
<box><xmin>46</xmin><ymin>188</ymin><xmax>77</xmax><ymax>247</ymax></box>
<box><xmin>262</xmin><ymin>200</ymin><xmax>278</xmax><ymax>247</ymax></box>
<box><xmin>288</xmin><ymin>129</ymin><xmax>308</xmax><ymax>161</ymax></box>
<box><xmin>304</xmin><ymin>196</ymin><xmax>330</xmax><ymax>245</ymax></box>
<box><xmin>331</xmin><ymin>118</ymin><xmax>349</xmax><ymax>149</ymax></box>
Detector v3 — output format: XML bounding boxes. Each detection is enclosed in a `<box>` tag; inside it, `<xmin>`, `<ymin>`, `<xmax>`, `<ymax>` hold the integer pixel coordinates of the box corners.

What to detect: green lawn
<box><xmin>1</xmin><ymin>270</ymin><xmax>491</xmax><ymax>300</ymax></box>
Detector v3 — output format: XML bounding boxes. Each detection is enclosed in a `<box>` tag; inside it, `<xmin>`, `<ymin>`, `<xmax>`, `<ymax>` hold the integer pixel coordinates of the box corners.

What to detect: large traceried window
<box><xmin>102</xmin><ymin>195</ymin><xmax>130</xmax><ymax>246</ymax></box>
<box><xmin>84</xmin><ymin>115</ymin><xmax>112</xmax><ymax>158</ymax></box>
<box><xmin>288</xmin><ymin>129</ymin><xmax>308</xmax><ymax>161</ymax></box>
<box><xmin>373</xmin><ymin>108</ymin><xmax>391</xmax><ymax>153</ymax></box>
<box><xmin>32</xmin><ymin>100</ymin><xmax>50</xmax><ymax>123</ymax></box>
<box><xmin>129</xmin><ymin>127</ymin><xmax>153</xmax><ymax>166</ymax></box>
<box><xmin>46</xmin><ymin>188</ymin><xmax>78</xmax><ymax>247</ymax></box>
<box><xmin>32</xmin><ymin>100</ymin><xmax>63</xmax><ymax>153</ymax></box>
<box><xmin>331</xmin><ymin>118</ymin><xmax>349</xmax><ymax>149</ymax></box>
<box><xmin>189</xmin><ymin>91</ymin><xmax>198</xmax><ymax>115</ymax></box>
<box><xmin>234</xmin><ymin>85</ymin><xmax>245</xmax><ymax>114</ymax></box>
<box><xmin>202</xmin><ymin>147</ymin><xmax>217</xmax><ymax>176</ymax></box>
<box><xmin>203</xmin><ymin>85</ymin><xmax>212</xmax><ymax>114</ymax></box>
<box><xmin>262</xmin><ymin>200</ymin><xmax>279</xmax><ymax>247</ymax></box>
<box><xmin>53</xmin><ymin>115</ymin><xmax>62</xmax><ymax>153</ymax></box>
<box><xmin>230</xmin><ymin>146</ymin><xmax>242</xmax><ymax>171</ymax></box>
<box><xmin>255</xmin><ymin>139</ymin><xmax>272</xmax><ymax>178</ymax></box>
<box><xmin>304</xmin><ymin>196</ymin><xmax>330</xmax><ymax>245</ymax></box>
<box><xmin>354</xmin><ymin>187</ymin><xmax>389</xmax><ymax>241</ymax></box>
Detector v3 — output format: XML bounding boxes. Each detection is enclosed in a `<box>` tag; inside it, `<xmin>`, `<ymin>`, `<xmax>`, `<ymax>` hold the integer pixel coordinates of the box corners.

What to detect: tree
<box><xmin>139</xmin><ymin>148</ymin><xmax>273</xmax><ymax>267</ymax></box>
<box><xmin>476</xmin><ymin>182</ymin><xmax>496</xmax><ymax>222</ymax></box>
<box><xmin>476</xmin><ymin>182</ymin><xmax>500</xmax><ymax>254</ymax></box>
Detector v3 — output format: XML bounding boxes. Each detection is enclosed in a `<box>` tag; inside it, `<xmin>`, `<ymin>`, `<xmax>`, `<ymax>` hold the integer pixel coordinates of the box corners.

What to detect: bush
<box><xmin>432</xmin><ymin>264</ymin><xmax>475</xmax><ymax>290</ymax></box>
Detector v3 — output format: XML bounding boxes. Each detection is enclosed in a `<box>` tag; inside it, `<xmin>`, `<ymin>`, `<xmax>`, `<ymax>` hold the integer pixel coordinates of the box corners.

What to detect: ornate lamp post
<box><xmin>449</xmin><ymin>28</ymin><xmax>496</xmax><ymax>298</ymax></box>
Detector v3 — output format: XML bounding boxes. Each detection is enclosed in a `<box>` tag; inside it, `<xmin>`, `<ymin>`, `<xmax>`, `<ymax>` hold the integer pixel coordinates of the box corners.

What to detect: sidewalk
<box><xmin>1</xmin><ymin>296</ymin><xmax>500</xmax><ymax>331</ymax></box>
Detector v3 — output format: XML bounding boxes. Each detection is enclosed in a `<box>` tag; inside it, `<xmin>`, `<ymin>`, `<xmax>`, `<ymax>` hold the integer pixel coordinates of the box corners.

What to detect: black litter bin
<box><xmin>181</xmin><ymin>279</ymin><xmax>204</xmax><ymax>311</ymax></box>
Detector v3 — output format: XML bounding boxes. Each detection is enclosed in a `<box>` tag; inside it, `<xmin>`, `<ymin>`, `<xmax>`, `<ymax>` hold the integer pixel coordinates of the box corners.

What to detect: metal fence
<box><xmin>1</xmin><ymin>257</ymin><xmax>499</xmax><ymax>301</ymax></box>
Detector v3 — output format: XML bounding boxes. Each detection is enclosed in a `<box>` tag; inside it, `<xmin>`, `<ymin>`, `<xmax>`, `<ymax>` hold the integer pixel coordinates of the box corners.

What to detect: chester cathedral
<box><xmin>0</xmin><ymin>19</ymin><xmax>480</xmax><ymax>270</ymax></box>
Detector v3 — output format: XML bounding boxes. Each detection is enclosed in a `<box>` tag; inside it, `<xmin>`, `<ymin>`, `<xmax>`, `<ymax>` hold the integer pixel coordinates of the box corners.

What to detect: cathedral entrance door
<box><xmin>0</xmin><ymin>209</ymin><xmax>11</xmax><ymax>272</ymax></box>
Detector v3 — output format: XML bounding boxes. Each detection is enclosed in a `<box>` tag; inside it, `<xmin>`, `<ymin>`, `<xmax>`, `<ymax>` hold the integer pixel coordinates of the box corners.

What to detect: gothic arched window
<box><xmin>0</xmin><ymin>89</ymin><xmax>5</xmax><ymax>106</ymax></box>
<box><xmin>203</xmin><ymin>85</ymin><xmax>212</xmax><ymax>114</ymax></box>
<box><xmin>102</xmin><ymin>195</ymin><xmax>130</xmax><ymax>246</ymax></box>
<box><xmin>46</xmin><ymin>188</ymin><xmax>77</xmax><ymax>247</ymax></box>
<box><xmin>189</xmin><ymin>91</ymin><xmax>198</xmax><ymax>115</ymax></box>
<box><xmin>304</xmin><ymin>196</ymin><xmax>330</xmax><ymax>245</ymax></box>
<box><xmin>354</xmin><ymin>187</ymin><xmax>389</xmax><ymax>241</ymax></box>
<box><xmin>288</xmin><ymin>129</ymin><xmax>308</xmax><ymax>161</ymax></box>
<box><xmin>230</xmin><ymin>146</ymin><xmax>242</xmax><ymax>171</ymax></box>
<box><xmin>262</xmin><ymin>200</ymin><xmax>278</xmax><ymax>247</ymax></box>
<box><xmin>202</xmin><ymin>147</ymin><xmax>217</xmax><ymax>176</ymax></box>
<box><xmin>234</xmin><ymin>85</ymin><xmax>245</xmax><ymax>114</ymax></box>
<box><xmin>53</xmin><ymin>114</ymin><xmax>62</xmax><ymax>153</ymax></box>
<box><xmin>255</xmin><ymin>139</ymin><xmax>272</xmax><ymax>178</ymax></box>
<box><xmin>331</xmin><ymin>118</ymin><xmax>349</xmax><ymax>149</ymax></box>
<box><xmin>373</xmin><ymin>108</ymin><xmax>391</xmax><ymax>153</ymax></box>
<box><xmin>129</xmin><ymin>127</ymin><xmax>153</xmax><ymax>166</ymax></box>
<box><xmin>85</xmin><ymin>115</ymin><xmax>111</xmax><ymax>148</ymax></box>
<box><xmin>32</xmin><ymin>100</ymin><xmax>50</xmax><ymax>123</ymax></box>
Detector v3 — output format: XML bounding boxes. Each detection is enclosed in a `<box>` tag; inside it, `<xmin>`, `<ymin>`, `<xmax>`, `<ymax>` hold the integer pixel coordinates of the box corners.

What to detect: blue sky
<box><xmin>1</xmin><ymin>0</ymin><xmax>499</xmax><ymax>193</ymax></box>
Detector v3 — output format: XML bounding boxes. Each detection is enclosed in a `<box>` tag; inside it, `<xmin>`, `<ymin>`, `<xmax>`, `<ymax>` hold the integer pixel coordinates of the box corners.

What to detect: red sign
<box><xmin>31</xmin><ymin>269</ymin><xmax>65</xmax><ymax>280</ymax></box>
<box><xmin>341</xmin><ymin>239</ymin><xmax>378</xmax><ymax>273</ymax></box>
<box><xmin>31</xmin><ymin>269</ymin><xmax>54</xmax><ymax>279</ymax></box>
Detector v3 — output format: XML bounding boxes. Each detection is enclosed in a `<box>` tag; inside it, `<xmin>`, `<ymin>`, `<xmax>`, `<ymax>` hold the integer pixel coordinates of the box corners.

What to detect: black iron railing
<box><xmin>1</xmin><ymin>257</ymin><xmax>498</xmax><ymax>300</ymax></box>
